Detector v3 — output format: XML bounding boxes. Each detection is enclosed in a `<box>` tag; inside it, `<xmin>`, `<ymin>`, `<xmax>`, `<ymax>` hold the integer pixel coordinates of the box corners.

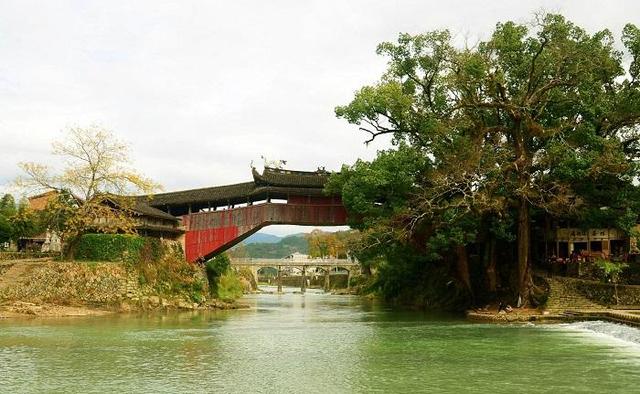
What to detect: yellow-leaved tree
<box><xmin>15</xmin><ymin>125</ymin><xmax>161</xmax><ymax>246</ymax></box>
<box><xmin>306</xmin><ymin>229</ymin><xmax>360</xmax><ymax>259</ymax></box>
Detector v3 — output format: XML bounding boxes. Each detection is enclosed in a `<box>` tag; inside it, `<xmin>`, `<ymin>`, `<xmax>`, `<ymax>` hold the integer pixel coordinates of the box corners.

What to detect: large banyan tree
<box><xmin>330</xmin><ymin>14</ymin><xmax>640</xmax><ymax>306</ymax></box>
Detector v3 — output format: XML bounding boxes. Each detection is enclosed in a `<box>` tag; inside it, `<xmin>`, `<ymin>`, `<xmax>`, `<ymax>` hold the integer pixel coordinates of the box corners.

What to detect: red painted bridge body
<box><xmin>182</xmin><ymin>196</ymin><xmax>347</xmax><ymax>262</ymax></box>
<box><xmin>141</xmin><ymin>167</ymin><xmax>348</xmax><ymax>262</ymax></box>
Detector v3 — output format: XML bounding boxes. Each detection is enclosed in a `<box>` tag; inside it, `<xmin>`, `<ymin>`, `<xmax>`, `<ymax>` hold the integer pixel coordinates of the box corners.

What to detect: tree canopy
<box><xmin>330</xmin><ymin>14</ymin><xmax>640</xmax><ymax>306</ymax></box>
<box><xmin>0</xmin><ymin>194</ymin><xmax>42</xmax><ymax>246</ymax></box>
<box><xmin>16</xmin><ymin>125</ymin><xmax>161</xmax><ymax>242</ymax></box>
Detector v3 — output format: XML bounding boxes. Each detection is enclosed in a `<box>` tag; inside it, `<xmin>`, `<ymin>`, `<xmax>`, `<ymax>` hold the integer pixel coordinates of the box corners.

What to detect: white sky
<box><xmin>1</xmin><ymin>0</ymin><xmax>638</xmax><ymax>236</ymax></box>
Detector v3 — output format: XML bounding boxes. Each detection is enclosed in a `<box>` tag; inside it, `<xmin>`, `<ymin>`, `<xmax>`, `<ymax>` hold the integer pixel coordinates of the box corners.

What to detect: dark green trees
<box><xmin>0</xmin><ymin>194</ymin><xmax>42</xmax><ymax>247</ymax></box>
<box><xmin>332</xmin><ymin>14</ymin><xmax>640</xmax><ymax>306</ymax></box>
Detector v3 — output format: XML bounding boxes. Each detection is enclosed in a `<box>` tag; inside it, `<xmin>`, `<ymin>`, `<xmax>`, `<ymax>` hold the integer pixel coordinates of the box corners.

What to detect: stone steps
<box><xmin>545</xmin><ymin>277</ymin><xmax>604</xmax><ymax>311</ymax></box>
<box><xmin>124</xmin><ymin>271</ymin><xmax>140</xmax><ymax>299</ymax></box>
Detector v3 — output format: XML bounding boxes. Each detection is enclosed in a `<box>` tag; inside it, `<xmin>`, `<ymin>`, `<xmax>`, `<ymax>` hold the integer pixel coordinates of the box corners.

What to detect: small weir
<box><xmin>557</xmin><ymin>320</ymin><xmax>640</xmax><ymax>347</ymax></box>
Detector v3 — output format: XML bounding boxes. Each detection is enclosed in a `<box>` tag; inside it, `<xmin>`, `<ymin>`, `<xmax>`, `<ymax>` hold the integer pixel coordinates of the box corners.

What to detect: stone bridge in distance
<box><xmin>230</xmin><ymin>257</ymin><xmax>360</xmax><ymax>293</ymax></box>
<box><xmin>138</xmin><ymin>166</ymin><xmax>348</xmax><ymax>263</ymax></box>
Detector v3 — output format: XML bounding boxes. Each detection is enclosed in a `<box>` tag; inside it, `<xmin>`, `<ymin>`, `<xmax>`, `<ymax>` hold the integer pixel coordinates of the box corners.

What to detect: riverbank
<box><xmin>466</xmin><ymin>276</ymin><xmax>640</xmax><ymax>326</ymax></box>
<box><xmin>466</xmin><ymin>308</ymin><xmax>567</xmax><ymax>323</ymax></box>
<box><xmin>0</xmin><ymin>260</ymin><xmax>246</xmax><ymax>318</ymax></box>
<box><xmin>466</xmin><ymin>308</ymin><xmax>640</xmax><ymax>328</ymax></box>
<box><xmin>0</xmin><ymin>299</ymin><xmax>246</xmax><ymax>319</ymax></box>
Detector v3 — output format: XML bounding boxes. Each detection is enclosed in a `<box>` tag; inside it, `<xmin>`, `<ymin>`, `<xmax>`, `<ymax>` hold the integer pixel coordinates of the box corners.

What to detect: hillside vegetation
<box><xmin>230</xmin><ymin>234</ymin><xmax>308</xmax><ymax>258</ymax></box>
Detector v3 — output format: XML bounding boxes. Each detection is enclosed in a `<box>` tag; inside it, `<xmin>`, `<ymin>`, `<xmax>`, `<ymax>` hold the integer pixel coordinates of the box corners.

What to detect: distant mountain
<box><xmin>233</xmin><ymin>233</ymin><xmax>308</xmax><ymax>258</ymax></box>
<box><xmin>243</xmin><ymin>233</ymin><xmax>282</xmax><ymax>244</ymax></box>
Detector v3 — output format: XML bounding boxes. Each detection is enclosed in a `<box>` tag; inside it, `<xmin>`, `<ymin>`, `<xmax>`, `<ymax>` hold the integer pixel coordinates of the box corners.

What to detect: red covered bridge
<box><xmin>140</xmin><ymin>167</ymin><xmax>347</xmax><ymax>262</ymax></box>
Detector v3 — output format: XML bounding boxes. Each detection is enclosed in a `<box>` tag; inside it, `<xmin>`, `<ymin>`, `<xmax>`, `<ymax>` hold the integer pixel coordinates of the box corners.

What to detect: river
<box><xmin>1</xmin><ymin>287</ymin><xmax>640</xmax><ymax>393</ymax></box>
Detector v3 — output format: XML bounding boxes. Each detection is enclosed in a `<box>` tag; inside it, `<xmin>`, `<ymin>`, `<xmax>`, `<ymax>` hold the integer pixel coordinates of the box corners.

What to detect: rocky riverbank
<box><xmin>466</xmin><ymin>308</ymin><xmax>567</xmax><ymax>323</ymax></box>
<box><xmin>0</xmin><ymin>260</ymin><xmax>246</xmax><ymax>318</ymax></box>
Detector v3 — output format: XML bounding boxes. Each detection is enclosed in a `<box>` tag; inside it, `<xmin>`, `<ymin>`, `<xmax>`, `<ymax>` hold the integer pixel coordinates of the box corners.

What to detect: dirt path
<box><xmin>0</xmin><ymin>259</ymin><xmax>116</xmax><ymax>319</ymax></box>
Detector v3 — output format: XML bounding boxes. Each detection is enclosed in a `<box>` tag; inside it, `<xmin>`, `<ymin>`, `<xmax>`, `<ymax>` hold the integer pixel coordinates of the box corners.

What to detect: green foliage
<box><xmin>204</xmin><ymin>254</ymin><xmax>244</xmax><ymax>300</ymax></box>
<box><xmin>134</xmin><ymin>243</ymin><xmax>207</xmax><ymax>301</ymax></box>
<box><xmin>425</xmin><ymin>218</ymin><xmax>478</xmax><ymax>261</ymax></box>
<box><xmin>371</xmin><ymin>246</ymin><xmax>469</xmax><ymax>310</ymax></box>
<box><xmin>139</xmin><ymin>237</ymin><xmax>163</xmax><ymax>263</ymax></box>
<box><xmin>205</xmin><ymin>254</ymin><xmax>231</xmax><ymax>294</ymax></box>
<box><xmin>326</xmin><ymin>144</ymin><xmax>428</xmax><ymax>230</ymax></box>
<box><xmin>65</xmin><ymin>233</ymin><xmax>207</xmax><ymax>302</ymax></box>
<box><xmin>216</xmin><ymin>270</ymin><xmax>243</xmax><ymax>301</ymax></box>
<box><xmin>332</xmin><ymin>13</ymin><xmax>640</xmax><ymax>306</ymax></box>
<box><xmin>306</xmin><ymin>229</ymin><xmax>360</xmax><ymax>259</ymax></box>
<box><xmin>595</xmin><ymin>259</ymin><xmax>629</xmax><ymax>284</ymax></box>
<box><xmin>0</xmin><ymin>215</ymin><xmax>13</xmax><ymax>245</ymax></box>
<box><xmin>39</xmin><ymin>190</ymin><xmax>77</xmax><ymax>239</ymax></box>
<box><xmin>74</xmin><ymin>233</ymin><xmax>146</xmax><ymax>262</ymax></box>
<box><xmin>8</xmin><ymin>202</ymin><xmax>42</xmax><ymax>242</ymax></box>
<box><xmin>0</xmin><ymin>194</ymin><xmax>16</xmax><ymax>218</ymax></box>
<box><xmin>205</xmin><ymin>253</ymin><xmax>230</xmax><ymax>281</ymax></box>
<box><xmin>622</xmin><ymin>23</ymin><xmax>640</xmax><ymax>81</ymax></box>
<box><xmin>0</xmin><ymin>194</ymin><xmax>17</xmax><ymax>245</ymax></box>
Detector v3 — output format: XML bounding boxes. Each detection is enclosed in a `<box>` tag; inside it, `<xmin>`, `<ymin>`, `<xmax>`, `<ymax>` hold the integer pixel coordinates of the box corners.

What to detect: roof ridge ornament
<box><xmin>260</xmin><ymin>155</ymin><xmax>287</xmax><ymax>170</ymax></box>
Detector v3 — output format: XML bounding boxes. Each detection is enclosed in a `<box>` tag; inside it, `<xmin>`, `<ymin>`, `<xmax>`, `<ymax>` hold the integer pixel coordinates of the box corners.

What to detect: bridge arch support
<box><xmin>183</xmin><ymin>201</ymin><xmax>347</xmax><ymax>262</ymax></box>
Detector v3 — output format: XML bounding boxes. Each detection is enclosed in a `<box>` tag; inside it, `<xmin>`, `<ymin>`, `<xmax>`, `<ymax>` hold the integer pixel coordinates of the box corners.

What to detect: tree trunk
<box><xmin>362</xmin><ymin>264</ymin><xmax>372</xmax><ymax>277</ymax></box>
<box><xmin>455</xmin><ymin>244</ymin><xmax>474</xmax><ymax>303</ymax></box>
<box><xmin>485</xmin><ymin>237</ymin><xmax>497</xmax><ymax>297</ymax></box>
<box><xmin>517</xmin><ymin>198</ymin><xmax>533</xmax><ymax>306</ymax></box>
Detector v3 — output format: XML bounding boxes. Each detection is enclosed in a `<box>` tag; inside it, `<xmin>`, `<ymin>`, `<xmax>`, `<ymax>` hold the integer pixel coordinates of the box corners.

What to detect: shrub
<box><xmin>74</xmin><ymin>234</ymin><xmax>146</xmax><ymax>263</ymax></box>
<box><xmin>71</xmin><ymin>234</ymin><xmax>208</xmax><ymax>303</ymax></box>
<box><xmin>136</xmin><ymin>248</ymin><xmax>209</xmax><ymax>302</ymax></box>
<box><xmin>216</xmin><ymin>270</ymin><xmax>243</xmax><ymax>301</ymax></box>
<box><xmin>595</xmin><ymin>259</ymin><xmax>628</xmax><ymax>284</ymax></box>
<box><xmin>73</xmin><ymin>234</ymin><xmax>171</xmax><ymax>265</ymax></box>
<box><xmin>237</xmin><ymin>267</ymin><xmax>257</xmax><ymax>290</ymax></box>
<box><xmin>595</xmin><ymin>258</ymin><xmax>629</xmax><ymax>305</ymax></box>
<box><xmin>205</xmin><ymin>254</ymin><xmax>231</xmax><ymax>294</ymax></box>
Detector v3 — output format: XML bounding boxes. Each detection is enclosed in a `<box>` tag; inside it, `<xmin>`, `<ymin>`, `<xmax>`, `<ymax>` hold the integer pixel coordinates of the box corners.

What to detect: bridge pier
<box><xmin>250</xmin><ymin>266</ymin><xmax>259</xmax><ymax>290</ymax></box>
<box><xmin>347</xmin><ymin>269</ymin><xmax>351</xmax><ymax>292</ymax></box>
<box><xmin>277</xmin><ymin>265</ymin><xmax>282</xmax><ymax>293</ymax></box>
<box><xmin>323</xmin><ymin>268</ymin><xmax>330</xmax><ymax>292</ymax></box>
<box><xmin>301</xmin><ymin>266</ymin><xmax>307</xmax><ymax>293</ymax></box>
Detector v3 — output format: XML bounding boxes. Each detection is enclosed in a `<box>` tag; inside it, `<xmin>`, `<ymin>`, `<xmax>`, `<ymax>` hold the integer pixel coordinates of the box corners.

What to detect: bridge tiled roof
<box><xmin>143</xmin><ymin>182</ymin><xmax>256</xmax><ymax>207</ymax></box>
<box><xmin>132</xmin><ymin>200</ymin><xmax>181</xmax><ymax>221</ymax></box>
<box><xmin>252</xmin><ymin>167</ymin><xmax>329</xmax><ymax>188</ymax></box>
<box><xmin>98</xmin><ymin>194</ymin><xmax>180</xmax><ymax>221</ymax></box>
<box><xmin>141</xmin><ymin>167</ymin><xmax>333</xmax><ymax>210</ymax></box>
<box><xmin>143</xmin><ymin>184</ymin><xmax>327</xmax><ymax>207</ymax></box>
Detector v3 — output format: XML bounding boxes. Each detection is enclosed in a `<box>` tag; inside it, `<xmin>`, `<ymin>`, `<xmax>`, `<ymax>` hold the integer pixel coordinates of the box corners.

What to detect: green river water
<box><xmin>1</xmin><ymin>287</ymin><xmax>640</xmax><ymax>393</ymax></box>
